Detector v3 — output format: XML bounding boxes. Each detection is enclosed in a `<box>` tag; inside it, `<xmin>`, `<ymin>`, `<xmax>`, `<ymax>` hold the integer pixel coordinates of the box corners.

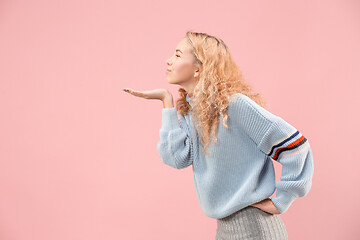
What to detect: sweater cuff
<box><xmin>161</xmin><ymin>107</ymin><xmax>180</xmax><ymax>131</ymax></box>
<box><xmin>271</xmin><ymin>190</ymin><xmax>297</xmax><ymax>214</ymax></box>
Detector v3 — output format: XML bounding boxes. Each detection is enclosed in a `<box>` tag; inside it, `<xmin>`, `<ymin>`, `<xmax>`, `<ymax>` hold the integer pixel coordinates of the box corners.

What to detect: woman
<box><xmin>123</xmin><ymin>31</ymin><xmax>314</xmax><ymax>240</ymax></box>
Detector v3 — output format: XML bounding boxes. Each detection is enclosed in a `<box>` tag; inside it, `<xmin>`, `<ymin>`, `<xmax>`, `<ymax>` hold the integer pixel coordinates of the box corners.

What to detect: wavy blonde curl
<box><xmin>176</xmin><ymin>31</ymin><xmax>268</xmax><ymax>156</ymax></box>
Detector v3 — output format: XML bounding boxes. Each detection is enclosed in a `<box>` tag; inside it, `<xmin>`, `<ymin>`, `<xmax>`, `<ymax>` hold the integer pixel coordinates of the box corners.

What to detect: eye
<box><xmin>175</xmin><ymin>54</ymin><xmax>180</xmax><ymax>57</ymax></box>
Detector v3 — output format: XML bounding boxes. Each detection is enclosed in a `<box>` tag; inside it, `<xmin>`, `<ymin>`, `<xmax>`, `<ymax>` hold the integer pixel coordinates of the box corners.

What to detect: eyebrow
<box><xmin>176</xmin><ymin>49</ymin><xmax>183</xmax><ymax>54</ymax></box>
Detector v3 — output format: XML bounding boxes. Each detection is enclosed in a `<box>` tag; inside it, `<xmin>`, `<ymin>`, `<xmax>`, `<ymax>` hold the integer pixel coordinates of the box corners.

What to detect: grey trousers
<box><xmin>215</xmin><ymin>206</ymin><xmax>288</xmax><ymax>240</ymax></box>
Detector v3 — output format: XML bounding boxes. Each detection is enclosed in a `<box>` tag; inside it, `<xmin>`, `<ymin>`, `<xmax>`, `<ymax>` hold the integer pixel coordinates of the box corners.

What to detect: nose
<box><xmin>166</xmin><ymin>60</ymin><xmax>172</xmax><ymax>67</ymax></box>
<box><xmin>166</xmin><ymin>56</ymin><xmax>173</xmax><ymax>65</ymax></box>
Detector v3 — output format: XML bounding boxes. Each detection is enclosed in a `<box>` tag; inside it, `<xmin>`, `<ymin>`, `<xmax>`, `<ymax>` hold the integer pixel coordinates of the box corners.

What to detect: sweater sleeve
<box><xmin>156</xmin><ymin>107</ymin><xmax>194</xmax><ymax>169</ymax></box>
<box><xmin>234</xmin><ymin>94</ymin><xmax>314</xmax><ymax>214</ymax></box>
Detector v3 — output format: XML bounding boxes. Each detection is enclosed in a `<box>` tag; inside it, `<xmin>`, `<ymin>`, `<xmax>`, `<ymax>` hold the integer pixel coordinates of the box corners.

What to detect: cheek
<box><xmin>173</xmin><ymin>61</ymin><xmax>193</xmax><ymax>77</ymax></box>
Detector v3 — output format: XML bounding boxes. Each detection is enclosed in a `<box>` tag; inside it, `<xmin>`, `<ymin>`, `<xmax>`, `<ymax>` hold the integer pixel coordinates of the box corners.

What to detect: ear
<box><xmin>193</xmin><ymin>66</ymin><xmax>202</xmax><ymax>78</ymax></box>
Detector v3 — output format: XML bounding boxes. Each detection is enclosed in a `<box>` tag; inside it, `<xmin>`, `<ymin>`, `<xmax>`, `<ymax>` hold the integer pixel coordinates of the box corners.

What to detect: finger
<box><xmin>124</xmin><ymin>89</ymin><xmax>146</xmax><ymax>98</ymax></box>
<box><xmin>123</xmin><ymin>88</ymin><xmax>136</xmax><ymax>94</ymax></box>
<box><xmin>129</xmin><ymin>90</ymin><xmax>143</xmax><ymax>97</ymax></box>
<box><xmin>123</xmin><ymin>88</ymin><xmax>133</xmax><ymax>93</ymax></box>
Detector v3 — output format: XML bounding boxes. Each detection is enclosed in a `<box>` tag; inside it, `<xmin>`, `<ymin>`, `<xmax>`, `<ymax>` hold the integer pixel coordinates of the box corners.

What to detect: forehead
<box><xmin>175</xmin><ymin>38</ymin><xmax>191</xmax><ymax>53</ymax></box>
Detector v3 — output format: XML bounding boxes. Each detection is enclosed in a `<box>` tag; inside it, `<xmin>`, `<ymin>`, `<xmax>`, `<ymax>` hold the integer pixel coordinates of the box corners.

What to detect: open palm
<box><xmin>123</xmin><ymin>88</ymin><xmax>170</xmax><ymax>101</ymax></box>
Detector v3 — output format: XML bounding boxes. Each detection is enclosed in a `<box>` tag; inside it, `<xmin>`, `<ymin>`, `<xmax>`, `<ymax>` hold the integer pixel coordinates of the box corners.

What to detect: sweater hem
<box><xmin>207</xmin><ymin>195</ymin><xmax>274</xmax><ymax>219</ymax></box>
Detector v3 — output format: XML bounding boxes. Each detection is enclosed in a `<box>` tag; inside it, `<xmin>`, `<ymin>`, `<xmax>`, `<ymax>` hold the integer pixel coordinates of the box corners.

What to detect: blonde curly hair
<box><xmin>176</xmin><ymin>31</ymin><xmax>268</xmax><ymax>156</ymax></box>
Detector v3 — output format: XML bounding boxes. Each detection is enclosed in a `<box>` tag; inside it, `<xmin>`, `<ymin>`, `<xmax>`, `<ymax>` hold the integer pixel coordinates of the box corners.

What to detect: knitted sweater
<box><xmin>156</xmin><ymin>92</ymin><xmax>314</xmax><ymax>219</ymax></box>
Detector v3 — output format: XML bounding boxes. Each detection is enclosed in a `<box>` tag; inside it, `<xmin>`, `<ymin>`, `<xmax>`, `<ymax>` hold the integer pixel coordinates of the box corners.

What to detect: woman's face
<box><xmin>166</xmin><ymin>38</ymin><xmax>200</xmax><ymax>85</ymax></box>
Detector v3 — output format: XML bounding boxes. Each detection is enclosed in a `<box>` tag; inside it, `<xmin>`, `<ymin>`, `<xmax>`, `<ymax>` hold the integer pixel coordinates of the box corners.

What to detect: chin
<box><xmin>166</xmin><ymin>77</ymin><xmax>175</xmax><ymax>84</ymax></box>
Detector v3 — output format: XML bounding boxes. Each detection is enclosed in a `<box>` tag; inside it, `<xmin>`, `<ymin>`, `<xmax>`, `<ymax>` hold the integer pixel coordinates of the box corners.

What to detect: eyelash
<box><xmin>175</xmin><ymin>54</ymin><xmax>180</xmax><ymax>57</ymax></box>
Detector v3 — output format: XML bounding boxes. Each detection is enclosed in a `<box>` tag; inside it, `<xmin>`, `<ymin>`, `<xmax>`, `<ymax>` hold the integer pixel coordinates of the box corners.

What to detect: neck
<box><xmin>181</xmin><ymin>80</ymin><xmax>197</xmax><ymax>98</ymax></box>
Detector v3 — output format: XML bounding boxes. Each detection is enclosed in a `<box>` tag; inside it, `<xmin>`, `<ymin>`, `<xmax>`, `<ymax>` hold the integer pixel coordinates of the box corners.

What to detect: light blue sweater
<box><xmin>157</xmin><ymin>92</ymin><xmax>314</xmax><ymax>219</ymax></box>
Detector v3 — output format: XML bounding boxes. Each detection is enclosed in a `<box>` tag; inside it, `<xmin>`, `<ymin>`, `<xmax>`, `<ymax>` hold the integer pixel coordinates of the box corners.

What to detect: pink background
<box><xmin>0</xmin><ymin>0</ymin><xmax>359</xmax><ymax>239</ymax></box>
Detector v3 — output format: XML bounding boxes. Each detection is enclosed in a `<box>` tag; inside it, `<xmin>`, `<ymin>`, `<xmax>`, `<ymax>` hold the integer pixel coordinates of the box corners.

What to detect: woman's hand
<box><xmin>123</xmin><ymin>88</ymin><xmax>170</xmax><ymax>101</ymax></box>
<box><xmin>250</xmin><ymin>198</ymin><xmax>281</xmax><ymax>215</ymax></box>
<box><xmin>123</xmin><ymin>88</ymin><xmax>174</xmax><ymax>108</ymax></box>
